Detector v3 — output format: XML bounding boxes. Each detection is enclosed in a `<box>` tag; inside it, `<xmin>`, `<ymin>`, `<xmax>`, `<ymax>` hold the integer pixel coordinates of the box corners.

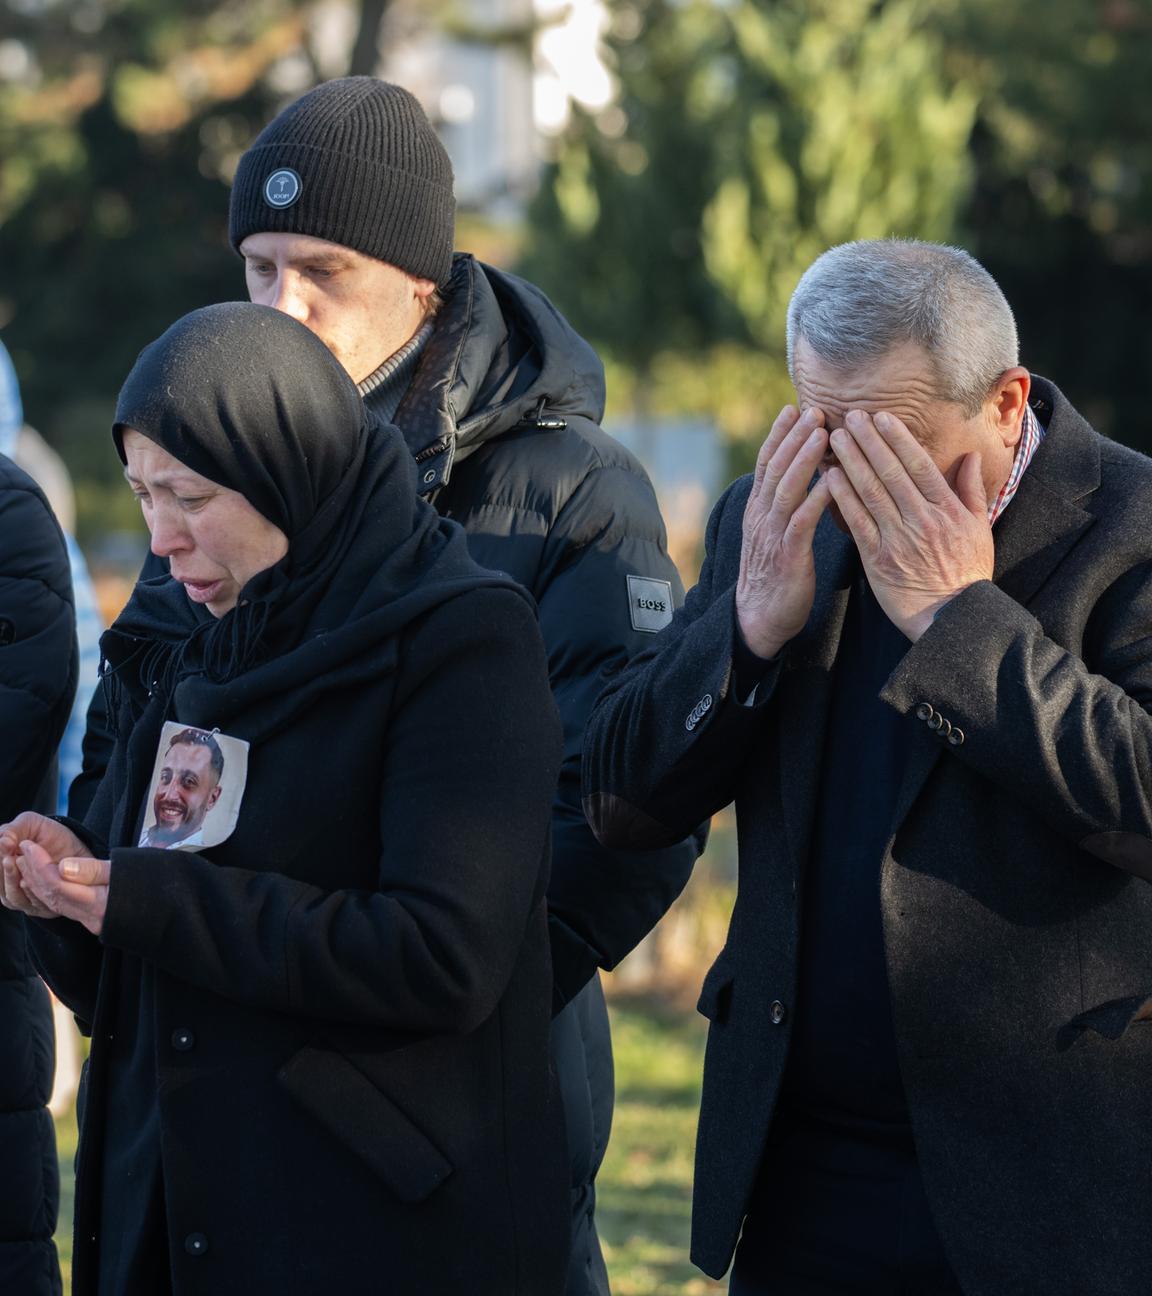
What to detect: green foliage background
<box><xmin>519</xmin><ymin>0</ymin><xmax>1152</xmax><ymax>474</ymax></box>
<box><xmin>3</xmin><ymin>0</ymin><xmax>1152</xmax><ymax>533</ymax></box>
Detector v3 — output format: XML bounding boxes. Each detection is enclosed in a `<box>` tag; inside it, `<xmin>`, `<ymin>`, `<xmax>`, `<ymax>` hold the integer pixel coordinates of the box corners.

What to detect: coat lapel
<box><xmin>889</xmin><ymin>377</ymin><xmax>1100</xmax><ymax>834</ymax></box>
<box><xmin>776</xmin><ymin>516</ymin><xmax>856</xmax><ymax>877</ymax></box>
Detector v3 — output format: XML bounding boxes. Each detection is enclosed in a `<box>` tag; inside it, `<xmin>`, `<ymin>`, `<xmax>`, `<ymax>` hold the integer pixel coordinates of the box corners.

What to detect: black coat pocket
<box><xmin>277</xmin><ymin>1046</ymin><xmax>453</xmax><ymax>1204</ymax></box>
<box><xmin>696</xmin><ymin>951</ymin><xmax>734</xmax><ymax>1024</ymax></box>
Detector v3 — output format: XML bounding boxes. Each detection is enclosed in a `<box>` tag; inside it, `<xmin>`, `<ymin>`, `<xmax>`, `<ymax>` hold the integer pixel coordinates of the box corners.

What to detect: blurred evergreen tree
<box><xmin>946</xmin><ymin>0</ymin><xmax>1152</xmax><ymax>450</ymax></box>
<box><xmin>0</xmin><ymin>0</ymin><xmax>314</xmax><ymax>538</ymax></box>
<box><xmin>521</xmin><ymin>0</ymin><xmax>1152</xmax><ymax>460</ymax></box>
<box><xmin>519</xmin><ymin>0</ymin><xmax>978</xmax><ymax>457</ymax></box>
<box><xmin>519</xmin><ymin>0</ymin><xmax>744</xmax><ymax>381</ymax></box>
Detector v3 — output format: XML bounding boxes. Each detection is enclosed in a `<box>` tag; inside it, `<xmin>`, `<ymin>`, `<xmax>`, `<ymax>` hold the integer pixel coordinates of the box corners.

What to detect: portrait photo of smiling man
<box><xmin>138</xmin><ymin>725</ymin><xmax>246</xmax><ymax>851</ymax></box>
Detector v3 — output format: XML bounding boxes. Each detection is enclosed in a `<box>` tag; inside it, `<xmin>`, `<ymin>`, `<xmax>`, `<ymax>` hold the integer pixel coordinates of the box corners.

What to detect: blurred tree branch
<box><xmin>348</xmin><ymin>0</ymin><xmax>392</xmax><ymax>76</ymax></box>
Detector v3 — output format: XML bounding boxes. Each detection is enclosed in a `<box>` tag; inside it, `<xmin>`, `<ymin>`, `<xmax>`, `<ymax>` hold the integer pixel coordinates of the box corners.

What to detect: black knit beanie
<box><xmin>229</xmin><ymin>78</ymin><xmax>455</xmax><ymax>286</ymax></box>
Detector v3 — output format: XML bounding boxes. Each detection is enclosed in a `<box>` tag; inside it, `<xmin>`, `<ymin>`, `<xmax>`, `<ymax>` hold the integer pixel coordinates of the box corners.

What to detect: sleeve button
<box><xmin>947</xmin><ymin>728</ymin><xmax>965</xmax><ymax>746</ymax></box>
<box><xmin>770</xmin><ymin>1000</ymin><xmax>787</xmax><ymax>1025</ymax></box>
<box><xmin>914</xmin><ymin>702</ymin><xmax>934</xmax><ymax>722</ymax></box>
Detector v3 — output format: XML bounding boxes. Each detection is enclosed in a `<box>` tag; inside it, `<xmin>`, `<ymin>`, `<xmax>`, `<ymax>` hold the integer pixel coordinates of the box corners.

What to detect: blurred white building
<box><xmin>366</xmin><ymin>0</ymin><xmax>614</xmax><ymax>217</ymax></box>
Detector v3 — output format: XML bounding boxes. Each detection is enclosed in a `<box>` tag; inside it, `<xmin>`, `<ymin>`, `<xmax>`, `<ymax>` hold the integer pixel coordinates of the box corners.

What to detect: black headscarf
<box><xmin>103</xmin><ymin>302</ymin><xmax>515</xmax><ymax>706</ymax></box>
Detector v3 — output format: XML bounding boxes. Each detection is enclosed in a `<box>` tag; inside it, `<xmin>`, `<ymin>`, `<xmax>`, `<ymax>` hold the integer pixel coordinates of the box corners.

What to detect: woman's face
<box><xmin>122</xmin><ymin>429</ymin><xmax>289</xmax><ymax>617</ymax></box>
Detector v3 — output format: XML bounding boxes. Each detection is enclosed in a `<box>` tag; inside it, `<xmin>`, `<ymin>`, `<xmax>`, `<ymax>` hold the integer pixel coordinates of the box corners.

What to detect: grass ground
<box><xmin>597</xmin><ymin>994</ymin><xmax>727</xmax><ymax>1296</ymax></box>
<box><xmin>54</xmin><ymin>1104</ymin><xmax>76</xmax><ymax>1288</ymax></box>
<box><xmin>52</xmin><ymin>994</ymin><xmax>722</xmax><ymax>1294</ymax></box>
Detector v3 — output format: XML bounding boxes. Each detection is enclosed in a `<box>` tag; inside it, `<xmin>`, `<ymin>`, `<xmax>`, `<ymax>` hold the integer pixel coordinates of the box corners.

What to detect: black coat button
<box><xmin>947</xmin><ymin>727</ymin><xmax>965</xmax><ymax>747</ymax></box>
<box><xmin>770</xmin><ymin>1000</ymin><xmax>787</xmax><ymax>1025</ymax></box>
<box><xmin>171</xmin><ymin>1028</ymin><xmax>195</xmax><ymax>1052</ymax></box>
<box><xmin>926</xmin><ymin>712</ymin><xmax>945</xmax><ymax>731</ymax></box>
<box><xmin>915</xmin><ymin>702</ymin><xmax>934</xmax><ymax>722</ymax></box>
<box><xmin>184</xmin><ymin>1233</ymin><xmax>209</xmax><ymax>1257</ymax></box>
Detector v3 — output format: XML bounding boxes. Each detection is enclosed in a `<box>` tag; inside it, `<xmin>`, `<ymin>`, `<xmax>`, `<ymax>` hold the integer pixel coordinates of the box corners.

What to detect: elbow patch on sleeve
<box><xmin>582</xmin><ymin>790</ymin><xmax>685</xmax><ymax>850</ymax></box>
<box><xmin>1080</xmin><ymin>830</ymin><xmax>1152</xmax><ymax>881</ymax></box>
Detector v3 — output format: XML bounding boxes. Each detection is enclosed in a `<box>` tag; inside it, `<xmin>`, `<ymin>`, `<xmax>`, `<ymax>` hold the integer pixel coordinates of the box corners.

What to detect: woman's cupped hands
<box><xmin>0</xmin><ymin>813</ymin><xmax>110</xmax><ymax>936</ymax></box>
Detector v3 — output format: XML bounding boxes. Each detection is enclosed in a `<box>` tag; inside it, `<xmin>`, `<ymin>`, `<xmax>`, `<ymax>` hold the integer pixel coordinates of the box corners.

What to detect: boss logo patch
<box><xmin>627</xmin><ymin>575</ymin><xmax>674</xmax><ymax>634</ymax></box>
<box><xmin>263</xmin><ymin>168</ymin><xmax>302</xmax><ymax>209</ymax></box>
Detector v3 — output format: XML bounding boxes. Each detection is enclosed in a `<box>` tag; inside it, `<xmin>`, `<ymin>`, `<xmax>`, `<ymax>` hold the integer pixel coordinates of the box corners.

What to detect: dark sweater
<box><xmin>779</xmin><ymin>576</ymin><xmax>913</xmax><ymax>1136</ymax></box>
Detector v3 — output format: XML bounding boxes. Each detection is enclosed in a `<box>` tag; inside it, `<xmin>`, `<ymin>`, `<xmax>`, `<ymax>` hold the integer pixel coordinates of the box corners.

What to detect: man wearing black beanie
<box><xmin>73</xmin><ymin>76</ymin><xmax>699</xmax><ymax>1296</ymax></box>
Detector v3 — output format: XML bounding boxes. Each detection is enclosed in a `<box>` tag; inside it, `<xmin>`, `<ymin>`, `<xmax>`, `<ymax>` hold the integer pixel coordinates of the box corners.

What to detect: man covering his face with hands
<box><xmin>584</xmin><ymin>239</ymin><xmax>1152</xmax><ymax>1295</ymax></box>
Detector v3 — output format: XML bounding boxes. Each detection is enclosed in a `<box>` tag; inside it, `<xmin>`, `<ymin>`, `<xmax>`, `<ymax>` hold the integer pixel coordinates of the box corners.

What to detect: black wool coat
<box><xmin>30</xmin><ymin>585</ymin><xmax>568</xmax><ymax>1296</ymax></box>
<box><xmin>66</xmin><ymin>257</ymin><xmax>700</xmax><ymax>1294</ymax></box>
<box><xmin>583</xmin><ymin>379</ymin><xmax>1152</xmax><ymax>1294</ymax></box>
<box><xmin>0</xmin><ymin>456</ymin><xmax>77</xmax><ymax>1296</ymax></box>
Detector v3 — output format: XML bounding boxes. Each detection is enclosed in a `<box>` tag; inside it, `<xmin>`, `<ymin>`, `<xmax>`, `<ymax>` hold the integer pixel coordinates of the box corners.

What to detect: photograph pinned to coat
<box><xmin>137</xmin><ymin>722</ymin><xmax>249</xmax><ymax>851</ymax></box>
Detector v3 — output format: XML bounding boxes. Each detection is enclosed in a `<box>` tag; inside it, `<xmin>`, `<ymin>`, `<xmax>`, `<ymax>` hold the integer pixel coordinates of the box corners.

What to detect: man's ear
<box><xmin>207</xmin><ymin>785</ymin><xmax>223</xmax><ymax>811</ymax></box>
<box><xmin>989</xmin><ymin>366</ymin><xmax>1031</xmax><ymax>448</ymax></box>
<box><xmin>411</xmin><ymin>275</ymin><xmax>437</xmax><ymax>306</ymax></box>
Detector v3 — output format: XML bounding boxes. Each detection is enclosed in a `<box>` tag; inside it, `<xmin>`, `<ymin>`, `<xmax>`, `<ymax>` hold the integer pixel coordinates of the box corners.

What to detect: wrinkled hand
<box><xmin>0</xmin><ymin>813</ymin><xmax>106</xmax><ymax>934</ymax></box>
<box><xmin>825</xmin><ymin>409</ymin><xmax>994</xmax><ymax>640</ymax></box>
<box><xmin>736</xmin><ymin>405</ymin><xmax>832</xmax><ymax>659</ymax></box>
<box><xmin>1</xmin><ymin>848</ymin><xmax>57</xmax><ymax>920</ymax></box>
<box><xmin>0</xmin><ymin>812</ymin><xmax>90</xmax><ymax>866</ymax></box>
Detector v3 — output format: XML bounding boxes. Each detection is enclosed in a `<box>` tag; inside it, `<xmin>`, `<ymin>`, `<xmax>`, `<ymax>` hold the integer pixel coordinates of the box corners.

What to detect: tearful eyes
<box><xmin>129</xmin><ymin>490</ymin><xmax>211</xmax><ymax>510</ymax></box>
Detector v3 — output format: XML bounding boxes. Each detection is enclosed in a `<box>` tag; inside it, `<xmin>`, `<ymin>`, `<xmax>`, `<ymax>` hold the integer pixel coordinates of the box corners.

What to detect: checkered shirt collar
<box><xmin>988</xmin><ymin>401</ymin><xmax>1045</xmax><ymax>526</ymax></box>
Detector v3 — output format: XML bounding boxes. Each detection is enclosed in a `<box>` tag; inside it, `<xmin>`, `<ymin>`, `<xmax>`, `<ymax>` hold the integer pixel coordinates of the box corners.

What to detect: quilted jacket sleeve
<box><xmin>0</xmin><ymin>463</ymin><xmax>77</xmax><ymax>819</ymax></box>
<box><xmin>534</xmin><ymin>456</ymin><xmax>703</xmax><ymax>1006</ymax></box>
<box><xmin>582</xmin><ymin>477</ymin><xmax>787</xmax><ymax>850</ymax></box>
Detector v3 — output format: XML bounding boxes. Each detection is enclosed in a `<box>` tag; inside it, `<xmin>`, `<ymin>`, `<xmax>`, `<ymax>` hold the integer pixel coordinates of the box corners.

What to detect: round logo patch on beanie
<box><xmin>263</xmin><ymin>168</ymin><xmax>302</xmax><ymax>210</ymax></box>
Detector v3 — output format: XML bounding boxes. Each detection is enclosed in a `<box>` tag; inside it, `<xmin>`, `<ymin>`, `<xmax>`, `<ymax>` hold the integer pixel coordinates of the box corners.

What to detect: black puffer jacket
<box><xmin>381</xmin><ymin>256</ymin><xmax>698</xmax><ymax>993</ymax></box>
<box><xmin>0</xmin><ymin>455</ymin><xmax>78</xmax><ymax>1296</ymax></box>
<box><xmin>373</xmin><ymin>257</ymin><xmax>700</xmax><ymax>1293</ymax></box>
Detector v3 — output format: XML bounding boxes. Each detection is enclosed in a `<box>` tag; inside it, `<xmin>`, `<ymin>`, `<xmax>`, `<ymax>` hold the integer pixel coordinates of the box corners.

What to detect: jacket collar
<box><xmin>378</xmin><ymin>254</ymin><xmax>606</xmax><ymax>495</ymax></box>
<box><xmin>383</xmin><ymin>254</ymin><xmax>479</xmax><ymax>492</ymax></box>
<box><xmin>990</xmin><ymin>375</ymin><xmax>1099</xmax><ymax>606</ymax></box>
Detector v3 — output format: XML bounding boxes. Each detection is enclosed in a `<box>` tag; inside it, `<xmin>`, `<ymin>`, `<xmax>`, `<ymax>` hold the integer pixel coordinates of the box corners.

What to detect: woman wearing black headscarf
<box><xmin>0</xmin><ymin>304</ymin><xmax>569</xmax><ymax>1295</ymax></box>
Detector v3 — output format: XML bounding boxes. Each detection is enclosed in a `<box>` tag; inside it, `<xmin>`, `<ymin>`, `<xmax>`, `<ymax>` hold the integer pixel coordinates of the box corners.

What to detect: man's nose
<box><xmin>268</xmin><ymin>273</ymin><xmax>310</xmax><ymax>324</ymax></box>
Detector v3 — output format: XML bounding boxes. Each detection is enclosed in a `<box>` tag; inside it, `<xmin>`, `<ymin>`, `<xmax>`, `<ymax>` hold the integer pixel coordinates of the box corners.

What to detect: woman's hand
<box><xmin>9</xmin><ymin>843</ymin><xmax>110</xmax><ymax>936</ymax></box>
<box><xmin>0</xmin><ymin>813</ymin><xmax>106</xmax><ymax>934</ymax></box>
<box><xmin>0</xmin><ymin>811</ymin><xmax>91</xmax><ymax>864</ymax></box>
<box><xmin>1</xmin><ymin>849</ymin><xmax>57</xmax><ymax>919</ymax></box>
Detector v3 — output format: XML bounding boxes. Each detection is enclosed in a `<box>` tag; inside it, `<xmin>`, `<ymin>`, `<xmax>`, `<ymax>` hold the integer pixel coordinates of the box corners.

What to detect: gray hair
<box><xmin>785</xmin><ymin>239</ymin><xmax>1019</xmax><ymax>416</ymax></box>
